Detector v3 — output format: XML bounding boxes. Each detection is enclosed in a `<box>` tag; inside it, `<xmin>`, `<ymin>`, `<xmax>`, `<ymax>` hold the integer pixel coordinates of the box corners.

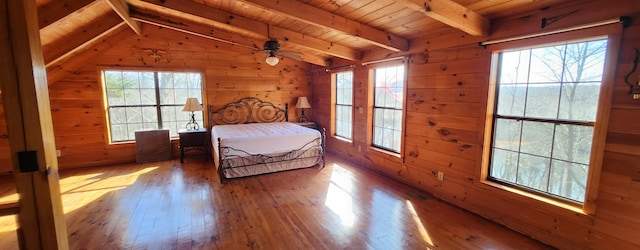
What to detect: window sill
<box><xmin>331</xmin><ymin>136</ymin><xmax>353</xmax><ymax>144</ymax></box>
<box><xmin>476</xmin><ymin>180</ymin><xmax>589</xmax><ymax>217</ymax></box>
<box><xmin>369</xmin><ymin>146</ymin><xmax>401</xmax><ymax>159</ymax></box>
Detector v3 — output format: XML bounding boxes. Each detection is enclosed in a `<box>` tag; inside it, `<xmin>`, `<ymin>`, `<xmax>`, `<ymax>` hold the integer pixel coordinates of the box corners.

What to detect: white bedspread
<box><xmin>211</xmin><ymin>122</ymin><xmax>321</xmax><ymax>156</ymax></box>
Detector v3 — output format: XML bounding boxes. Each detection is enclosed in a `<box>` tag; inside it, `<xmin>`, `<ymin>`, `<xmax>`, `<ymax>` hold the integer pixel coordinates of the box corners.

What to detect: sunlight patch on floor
<box><xmin>61</xmin><ymin>166</ymin><xmax>159</xmax><ymax>214</ymax></box>
<box><xmin>324</xmin><ymin>164</ymin><xmax>356</xmax><ymax>227</ymax></box>
<box><xmin>406</xmin><ymin>200</ymin><xmax>434</xmax><ymax>248</ymax></box>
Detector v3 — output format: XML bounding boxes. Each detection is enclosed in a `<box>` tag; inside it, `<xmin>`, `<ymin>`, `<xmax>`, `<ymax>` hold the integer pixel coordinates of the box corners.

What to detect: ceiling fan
<box><xmin>257</xmin><ymin>39</ymin><xmax>303</xmax><ymax>66</ymax></box>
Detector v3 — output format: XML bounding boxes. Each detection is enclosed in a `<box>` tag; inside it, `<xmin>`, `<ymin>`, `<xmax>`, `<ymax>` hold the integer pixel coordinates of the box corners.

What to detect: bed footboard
<box><xmin>217</xmin><ymin>128</ymin><xmax>325</xmax><ymax>183</ymax></box>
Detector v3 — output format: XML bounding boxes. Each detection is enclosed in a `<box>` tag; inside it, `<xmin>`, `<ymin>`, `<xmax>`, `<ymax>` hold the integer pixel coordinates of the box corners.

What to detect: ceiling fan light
<box><xmin>265</xmin><ymin>55</ymin><xmax>279</xmax><ymax>66</ymax></box>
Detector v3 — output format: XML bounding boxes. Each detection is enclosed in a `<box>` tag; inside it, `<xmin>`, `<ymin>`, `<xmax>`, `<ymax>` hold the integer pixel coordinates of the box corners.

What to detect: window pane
<box><xmin>383</xmin><ymin>109</ymin><xmax>394</xmax><ymax>129</ymax></box>
<box><xmin>122</xmin><ymin>72</ymin><xmax>140</xmax><ymax>88</ymax></box>
<box><xmin>127</xmin><ymin>123</ymin><xmax>143</xmax><ymax>140</ymax></box>
<box><xmin>111</xmin><ymin>124</ymin><xmax>127</xmax><ymax>142</ymax></box>
<box><xmin>174</xmin><ymin>73</ymin><xmax>187</xmax><ymax>88</ymax></box>
<box><xmin>140</xmin><ymin>89</ymin><xmax>156</xmax><ymax>105</ymax></box>
<box><xmin>493</xmin><ymin>118</ymin><xmax>521</xmax><ymax>151</ymax></box>
<box><xmin>516</xmin><ymin>154</ymin><xmax>550</xmax><ymax>192</ymax></box>
<box><xmin>558</xmin><ymin>82</ymin><xmax>600</xmax><ymax>121</ymax></box>
<box><xmin>161</xmin><ymin>106</ymin><xmax>178</xmax><ymax>123</ymax></box>
<box><xmin>491</xmin><ymin>149</ymin><xmax>518</xmax><ymax>183</ymax></box>
<box><xmin>174</xmin><ymin>89</ymin><xmax>189</xmax><ymax>105</ymax></box>
<box><xmin>109</xmin><ymin>107</ymin><xmax>126</xmax><ymax>124</ymax></box>
<box><xmin>372</xmin><ymin>65</ymin><xmax>404</xmax><ymax>153</ymax></box>
<box><xmin>335</xmin><ymin>105</ymin><xmax>352</xmax><ymax>139</ymax></box>
<box><xmin>525</xmin><ymin>82</ymin><xmax>560</xmax><ymax>119</ymax></box>
<box><xmin>187</xmin><ymin>73</ymin><xmax>202</xmax><ymax>89</ymax></box>
<box><xmin>104</xmin><ymin>70</ymin><xmax>203</xmax><ymax>143</ymax></box>
<box><xmin>123</xmin><ymin>88</ymin><xmax>141</xmax><ymax>106</ymax></box>
<box><xmin>496</xmin><ymin>83</ymin><xmax>526</xmax><ymax>116</ymax></box>
<box><xmin>393</xmin><ymin>130</ymin><xmax>401</xmax><ymax>152</ymax></box>
<box><xmin>549</xmin><ymin>160</ymin><xmax>588</xmax><ymax>202</ymax></box>
<box><xmin>520</xmin><ymin>121</ymin><xmax>553</xmax><ymax>157</ymax></box>
<box><xmin>126</xmin><ymin>107</ymin><xmax>142</xmax><ymax>123</ymax></box>
<box><xmin>529</xmin><ymin>45</ymin><xmax>565</xmax><ymax>83</ymax></box>
<box><xmin>141</xmin><ymin>107</ymin><xmax>158</xmax><ymax>125</ymax></box>
<box><xmin>140</xmin><ymin>72</ymin><xmax>155</xmax><ymax>88</ymax></box>
<box><xmin>553</xmin><ymin>124</ymin><xmax>593</xmax><ymax>165</ymax></box>
<box><xmin>159</xmin><ymin>72</ymin><xmax>174</xmax><ymax>88</ymax></box>
<box><xmin>160</xmin><ymin>88</ymin><xmax>176</xmax><ymax>105</ymax></box>
<box><xmin>562</xmin><ymin>40</ymin><xmax>607</xmax><ymax>82</ymax></box>
<box><xmin>489</xmin><ymin>38</ymin><xmax>606</xmax><ymax>202</ymax></box>
<box><xmin>107</xmin><ymin>89</ymin><xmax>125</xmax><ymax>106</ymax></box>
<box><xmin>499</xmin><ymin>50</ymin><xmax>530</xmax><ymax>84</ymax></box>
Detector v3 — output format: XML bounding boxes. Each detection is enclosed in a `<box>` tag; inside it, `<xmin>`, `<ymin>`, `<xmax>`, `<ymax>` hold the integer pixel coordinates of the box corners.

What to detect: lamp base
<box><xmin>186</xmin><ymin>112</ymin><xmax>200</xmax><ymax>130</ymax></box>
<box><xmin>298</xmin><ymin>109</ymin><xmax>309</xmax><ymax>123</ymax></box>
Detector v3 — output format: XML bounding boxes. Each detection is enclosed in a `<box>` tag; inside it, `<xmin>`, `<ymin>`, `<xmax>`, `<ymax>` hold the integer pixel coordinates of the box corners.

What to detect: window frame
<box><xmin>332</xmin><ymin>70</ymin><xmax>354</xmax><ymax>141</ymax></box>
<box><xmin>368</xmin><ymin>62</ymin><xmax>407</xmax><ymax>155</ymax></box>
<box><xmin>101</xmin><ymin>68</ymin><xmax>205</xmax><ymax>143</ymax></box>
<box><xmin>479</xmin><ymin>25</ymin><xmax>621</xmax><ymax>214</ymax></box>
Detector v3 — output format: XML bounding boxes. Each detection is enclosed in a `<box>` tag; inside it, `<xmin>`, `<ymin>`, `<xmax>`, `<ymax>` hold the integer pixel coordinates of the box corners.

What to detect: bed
<box><xmin>208</xmin><ymin>97</ymin><xmax>325</xmax><ymax>183</ymax></box>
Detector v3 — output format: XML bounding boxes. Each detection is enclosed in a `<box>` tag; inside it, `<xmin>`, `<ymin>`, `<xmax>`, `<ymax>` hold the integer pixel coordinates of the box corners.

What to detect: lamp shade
<box><xmin>265</xmin><ymin>55</ymin><xmax>279</xmax><ymax>66</ymax></box>
<box><xmin>295</xmin><ymin>97</ymin><xmax>311</xmax><ymax>109</ymax></box>
<box><xmin>182</xmin><ymin>98</ymin><xmax>203</xmax><ymax>112</ymax></box>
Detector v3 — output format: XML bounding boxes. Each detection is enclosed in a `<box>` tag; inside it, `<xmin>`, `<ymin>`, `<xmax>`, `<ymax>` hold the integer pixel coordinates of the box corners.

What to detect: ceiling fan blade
<box><xmin>277</xmin><ymin>51</ymin><xmax>303</xmax><ymax>61</ymax></box>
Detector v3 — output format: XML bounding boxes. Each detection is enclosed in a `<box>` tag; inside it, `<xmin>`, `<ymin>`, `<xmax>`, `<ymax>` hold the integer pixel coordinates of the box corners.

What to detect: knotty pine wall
<box><xmin>0</xmin><ymin>24</ymin><xmax>310</xmax><ymax>171</ymax></box>
<box><xmin>311</xmin><ymin>1</ymin><xmax>640</xmax><ymax>249</ymax></box>
<box><xmin>0</xmin><ymin>98</ymin><xmax>9</xmax><ymax>174</ymax></box>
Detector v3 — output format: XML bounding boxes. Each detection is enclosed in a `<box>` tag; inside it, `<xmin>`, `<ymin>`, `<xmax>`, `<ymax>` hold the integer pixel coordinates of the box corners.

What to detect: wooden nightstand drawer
<box><xmin>178</xmin><ymin>128</ymin><xmax>208</xmax><ymax>163</ymax></box>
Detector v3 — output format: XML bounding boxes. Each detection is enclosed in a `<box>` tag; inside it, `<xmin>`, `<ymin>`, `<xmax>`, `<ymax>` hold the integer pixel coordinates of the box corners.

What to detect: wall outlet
<box><xmin>357</xmin><ymin>145</ymin><xmax>361</xmax><ymax>152</ymax></box>
<box><xmin>56</xmin><ymin>150</ymin><xmax>61</xmax><ymax>157</ymax></box>
<box><xmin>437</xmin><ymin>171</ymin><xmax>444</xmax><ymax>181</ymax></box>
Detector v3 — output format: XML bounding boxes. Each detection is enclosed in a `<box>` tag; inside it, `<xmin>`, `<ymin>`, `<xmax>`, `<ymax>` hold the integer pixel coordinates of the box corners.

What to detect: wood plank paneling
<box><xmin>42</xmin><ymin>24</ymin><xmax>310</xmax><ymax>169</ymax></box>
<box><xmin>311</xmin><ymin>1</ymin><xmax>640</xmax><ymax>249</ymax></box>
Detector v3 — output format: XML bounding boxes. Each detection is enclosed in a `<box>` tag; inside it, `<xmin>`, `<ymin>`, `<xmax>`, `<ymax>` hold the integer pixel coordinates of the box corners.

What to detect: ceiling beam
<box><xmin>130</xmin><ymin>10</ymin><xmax>328</xmax><ymax>66</ymax></box>
<box><xmin>43</xmin><ymin>13</ymin><xmax>124</xmax><ymax>67</ymax></box>
<box><xmin>238</xmin><ymin>0</ymin><xmax>409</xmax><ymax>52</ymax></box>
<box><xmin>134</xmin><ymin>0</ymin><xmax>360</xmax><ymax>61</ymax></box>
<box><xmin>397</xmin><ymin>0</ymin><xmax>490</xmax><ymax>36</ymax></box>
<box><xmin>37</xmin><ymin>0</ymin><xmax>99</xmax><ymax>29</ymax></box>
<box><xmin>47</xmin><ymin>26</ymin><xmax>134</xmax><ymax>84</ymax></box>
<box><xmin>104</xmin><ymin>0</ymin><xmax>142</xmax><ymax>35</ymax></box>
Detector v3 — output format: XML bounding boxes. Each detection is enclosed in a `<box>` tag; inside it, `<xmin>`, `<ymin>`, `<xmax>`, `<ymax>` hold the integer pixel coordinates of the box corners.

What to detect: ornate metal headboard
<box><xmin>208</xmin><ymin>97</ymin><xmax>289</xmax><ymax>126</ymax></box>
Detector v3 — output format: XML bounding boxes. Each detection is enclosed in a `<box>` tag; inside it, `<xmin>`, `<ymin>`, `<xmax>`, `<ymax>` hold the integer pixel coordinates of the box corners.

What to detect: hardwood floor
<box><xmin>0</xmin><ymin>153</ymin><xmax>552</xmax><ymax>249</ymax></box>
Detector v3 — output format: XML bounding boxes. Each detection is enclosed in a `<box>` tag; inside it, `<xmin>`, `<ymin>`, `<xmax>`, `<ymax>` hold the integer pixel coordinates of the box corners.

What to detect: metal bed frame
<box><xmin>208</xmin><ymin>97</ymin><xmax>325</xmax><ymax>183</ymax></box>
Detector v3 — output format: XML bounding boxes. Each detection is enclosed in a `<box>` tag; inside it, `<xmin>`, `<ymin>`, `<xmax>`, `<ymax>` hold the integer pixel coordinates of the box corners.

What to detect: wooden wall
<box><xmin>311</xmin><ymin>0</ymin><xmax>640</xmax><ymax>249</ymax></box>
<box><xmin>0</xmin><ymin>24</ymin><xmax>310</xmax><ymax>171</ymax></box>
<box><xmin>0</xmin><ymin>97</ymin><xmax>10</xmax><ymax>174</ymax></box>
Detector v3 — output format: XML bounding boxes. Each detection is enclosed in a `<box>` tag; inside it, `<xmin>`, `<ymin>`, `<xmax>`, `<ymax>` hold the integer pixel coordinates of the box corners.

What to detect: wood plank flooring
<box><xmin>0</xmin><ymin>153</ymin><xmax>552</xmax><ymax>249</ymax></box>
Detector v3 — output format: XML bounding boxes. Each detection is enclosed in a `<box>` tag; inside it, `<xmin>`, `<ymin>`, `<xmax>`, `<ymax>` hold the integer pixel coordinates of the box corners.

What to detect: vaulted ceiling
<box><xmin>38</xmin><ymin>0</ymin><xmax>570</xmax><ymax>68</ymax></box>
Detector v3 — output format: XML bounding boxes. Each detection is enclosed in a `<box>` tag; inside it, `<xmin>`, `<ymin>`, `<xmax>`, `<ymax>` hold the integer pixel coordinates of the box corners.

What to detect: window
<box><xmin>372</xmin><ymin>65</ymin><xmax>405</xmax><ymax>153</ymax></box>
<box><xmin>334</xmin><ymin>71</ymin><xmax>353</xmax><ymax>139</ymax></box>
<box><xmin>103</xmin><ymin>70</ymin><xmax>203</xmax><ymax>142</ymax></box>
<box><xmin>488</xmin><ymin>38</ymin><xmax>608</xmax><ymax>203</ymax></box>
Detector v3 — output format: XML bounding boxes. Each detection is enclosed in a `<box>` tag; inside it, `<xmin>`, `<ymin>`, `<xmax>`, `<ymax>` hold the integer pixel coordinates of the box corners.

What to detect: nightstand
<box><xmin>178</xmin><ymin>128</ymin><xmax>208</xmax><ymax>163</ymax></box>
<box><xmin>295</xmin><ymin>122</ymin><xmax>316</xmax><ymax>129</ymax></box>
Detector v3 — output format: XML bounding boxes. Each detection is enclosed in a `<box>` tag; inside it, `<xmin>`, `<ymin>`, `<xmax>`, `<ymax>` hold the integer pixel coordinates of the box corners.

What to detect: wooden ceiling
<box><xmin>37</xmin><ymin>0</ymin><xmax>571</xmax><ymax>67</ymax></box>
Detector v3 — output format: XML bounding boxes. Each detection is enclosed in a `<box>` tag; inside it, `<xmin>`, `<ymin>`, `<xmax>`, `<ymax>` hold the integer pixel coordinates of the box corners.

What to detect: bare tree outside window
<box><xmin>335</xmin><ymin>71</ymin><xmax>353</xmax><ymax>139</ymax></box>
<box><xmin>490</xmin><ymin>39</ymin><xmax>607</xmax><ymax>202</ymax></box>
<box><xmin>104</xmin><ymin>70</ymin><xmax>203</xmax><ymax>142</ymax></box>
<box><xmin>372</xmin><ymin>65</ymin><xmax>405</xmax><ymax>153</ymax></box>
